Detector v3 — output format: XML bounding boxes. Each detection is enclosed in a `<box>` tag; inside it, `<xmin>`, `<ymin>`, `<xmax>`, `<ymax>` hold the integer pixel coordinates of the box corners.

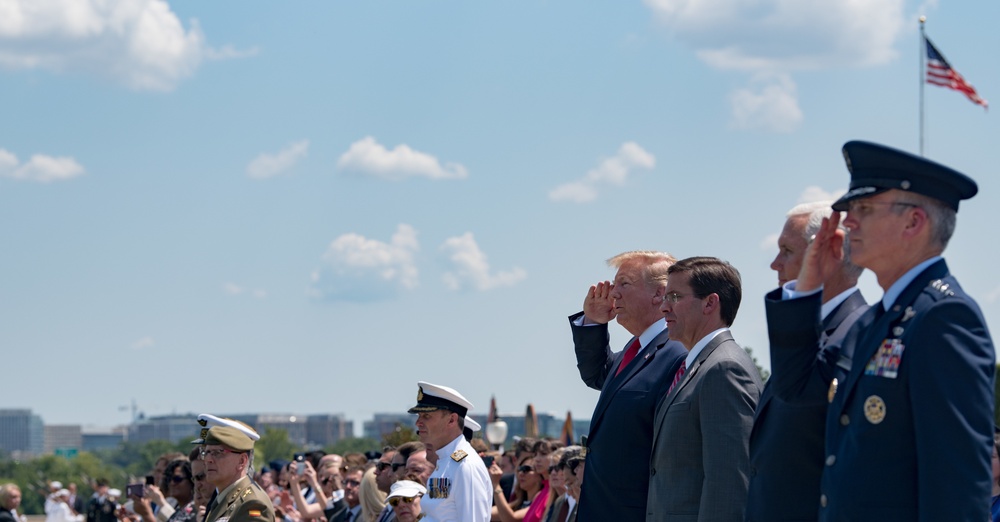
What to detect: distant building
<box><xmin>0</xmin><ymin>409</ymin><xmax>44</xmax><ymax>456</ymax></box>
<box><xmin>82</xmin><ymin>428</ymin><xmax>125</xmax><ymax>451</ymax></box>
<box><xmin>44</xmin><ymin>425</ymin><xmax>82</xmax><ymax>454</ymax></box>
<box><xmin>305</xmin><ymin>414</ymin><xmax>353</xmax><ymax>447</ymax></box>
<box><xmin>128</xmin><ymin>414</ymin><xmax>200</xmax><ymax>445</ymax></box>
<box><xmin>363</xmin><ymin>413</ymin><xmax>416</xmax><ymax>441</ymax></box>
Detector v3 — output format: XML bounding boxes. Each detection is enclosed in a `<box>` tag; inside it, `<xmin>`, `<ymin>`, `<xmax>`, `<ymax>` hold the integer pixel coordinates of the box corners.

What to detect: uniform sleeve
<box><xmin>908</xmin><ymin>298</ymin><xmax>994</xmax><ymax>522</ymax></box>
<box><xmin>569</xmin><ymin>312</ymin><xmax>614</xmax><ymax>390</ymax></box>
<box><xmin>765</xmin><ymin>289</ymin><xmax>831</xmax><ymax>405</ymax></box>
<box><xmin>230</xmin><ymin>499</ymin><xmax>274</xmax><ymax>522</ymax></box>
<box><xmin>452</xmin><ymin>463</ymin><xmax>492</xmax><ymax>522</ymax></box>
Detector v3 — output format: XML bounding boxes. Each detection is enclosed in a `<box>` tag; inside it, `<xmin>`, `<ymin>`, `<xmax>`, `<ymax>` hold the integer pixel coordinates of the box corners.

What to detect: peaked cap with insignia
<box><xmin>833</xmin><ymin>140</ymin><xmax>978</xmax><ymax>212</ymax></box>
<box><xmin>408</xmin><ymin>381</ymin><xmax>474</xmax><ymax>417</ymax></box>
<box><xmin>192</xmin><ymin>413</ymin><xmax>261</xmax><ymax>445</ymax></box>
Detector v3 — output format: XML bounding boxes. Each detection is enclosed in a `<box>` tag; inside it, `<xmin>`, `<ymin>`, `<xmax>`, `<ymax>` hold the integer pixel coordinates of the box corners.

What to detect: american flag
<box><xmin>925</xmin><ymin>36</ymin><xmax>988</xmax><ymax>109</ymax></box>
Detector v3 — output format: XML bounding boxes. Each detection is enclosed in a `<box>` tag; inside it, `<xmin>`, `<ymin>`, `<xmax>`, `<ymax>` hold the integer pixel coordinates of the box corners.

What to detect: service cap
<box><xmin>833</xmin><ymin>140</ymin><xmax>977</xmax><ymax>212</ymax></box>
<box><xmin>192</xmin><ymin>414</ymin><xmax>260</xmax><ymax>444</ymax></box>
<box><xmin>408</xmin><ymin>381</ymin><xmax>473</xmax><ymax>417</ymax></box>
<box><xmin>204</xmin><ymin>425</ymin><xmax>257</xmax><ymax>452</ymax></box>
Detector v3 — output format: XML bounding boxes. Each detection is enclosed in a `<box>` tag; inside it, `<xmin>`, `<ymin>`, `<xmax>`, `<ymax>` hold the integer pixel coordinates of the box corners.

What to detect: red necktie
<box><xmin>615</xmin><ymin>338</ymin><xmax>642</xmax><ymax>376</ymax></box>
<box><xmin>668</xmin><ymin>360</ymin><xmax>687</xmax><ymax>394</ymax></box>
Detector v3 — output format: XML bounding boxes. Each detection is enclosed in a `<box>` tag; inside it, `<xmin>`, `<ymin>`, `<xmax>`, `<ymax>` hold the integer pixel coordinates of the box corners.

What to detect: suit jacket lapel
<box><xmin>653</xmin><ymin>331</ymin><xmax>733</xmax><ymax>433</ymax></box>
<box><xmin>590</xmin><ymin>329</ymin><xmax>669</xmax><ymax>436</ymax></box>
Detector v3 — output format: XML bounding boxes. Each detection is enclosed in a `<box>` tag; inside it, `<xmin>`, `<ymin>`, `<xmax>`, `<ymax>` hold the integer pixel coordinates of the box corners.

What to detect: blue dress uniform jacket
<box><xmin>569</xmin><ymin>312</ymin><xmax>687</xmax><ymax>522</ymax></box>
<box><xmin>745</xmin><ymin>290</ymin><xmax>867</xmax><ymax>522</ymax></box>
<box><xmin>767</xmin><ymin>260</ymin><xmax>995</xmax><ymax>522</ymax></box>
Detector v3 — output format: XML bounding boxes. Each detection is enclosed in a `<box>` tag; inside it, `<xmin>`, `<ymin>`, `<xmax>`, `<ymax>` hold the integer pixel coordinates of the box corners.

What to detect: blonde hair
<box><xmin>358</xmin><ymin>467</ymin><xmax>387</xmax><ymax>522</ymax></box>
<box><xmin>606</xmin><ymin>251</ymin><xmax>677</xmax><ymax>287</ymax></box>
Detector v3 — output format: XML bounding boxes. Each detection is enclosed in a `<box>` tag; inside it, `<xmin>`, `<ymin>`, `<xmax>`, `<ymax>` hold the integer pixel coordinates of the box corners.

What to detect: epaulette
<box><xmin>928</xmin><ymin>279</ymin><xmax>955</xmax><ymax>297</ymax></box>
<box><xmin>451</xmin><ymin>449</ymin><xmax>468</xmax><ymax>462</ymax></box>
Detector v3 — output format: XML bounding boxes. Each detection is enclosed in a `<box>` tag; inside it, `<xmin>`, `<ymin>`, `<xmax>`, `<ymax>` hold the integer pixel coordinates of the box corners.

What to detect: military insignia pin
<box><xmin>864</xmin><ymin>395</ymin><xmax>886</xmax><ymax>424</ymax></box>
<box><xmin>451</xmin><ymin>449</ymin><xmax>468</xmax><ymax>462</ymax></box>
<box><xmin>902</xmin><ymin>306</ymin><xmax>916</xmax><ymax>322</ymax></box>
<box><xmin>892</xmin><ymin>326</ymin><xmax>904</xmax><ymax>337</ymax></box>
<box><xmin>828</xmin><ymin>378</ymin><xmax>838</xmax><ymax>403</ymax></box>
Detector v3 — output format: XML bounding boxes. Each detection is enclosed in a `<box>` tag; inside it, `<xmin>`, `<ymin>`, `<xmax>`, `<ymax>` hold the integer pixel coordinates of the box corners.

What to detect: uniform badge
<box><xmin>892</xmin><ymin>326</ymin><xmax>904</xmax><ymax>337</ymax></box>
<box><xmin>902</xmin><ymin>306</ymin><xmax>916</xmax><ymax>322</ymax></box>
<box><xmin>828</xmin><ymin>378</ymin><xmax>838</xmax><ymax>403</ymax></box>
<box><xmin>417</xmin><ymin>387</ymin><xmax>424</xmax><ymax>401</ymax></box>
<box><xmin>242</xmin><ymin>488</ymin><xmax>251</xmax><ymax>498</ymax></box>
<box><xmin>451</xmin><ymin>449</ymin><xmax>468</xmax><ymax>462</ymax></box>
<box><xmin>864</xmin><ymin>338</ymin><xmax>905</xmax><ymax>378</ymax></box>
<box><xmin>864</xmin><ymin>395</ymin><xmax>886</xmax><ymax>424</ymax></box>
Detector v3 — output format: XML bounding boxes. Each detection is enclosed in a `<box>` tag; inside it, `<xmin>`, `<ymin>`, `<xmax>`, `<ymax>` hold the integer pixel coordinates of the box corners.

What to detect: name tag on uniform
<box><xmin>864</xmin><ymin>338</ymin><xmax>905</xmax><ymax>378</ymax></box>
<box><xmin>428</xmin><ymin>477</ymin><xmax>451</xmax><ymax>499</ymax></box>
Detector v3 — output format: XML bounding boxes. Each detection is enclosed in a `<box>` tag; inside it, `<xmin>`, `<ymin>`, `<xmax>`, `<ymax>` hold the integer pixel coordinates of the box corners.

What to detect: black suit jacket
<box><xmin>745</xmin><ymin>289</ymin><xmax>867</xmax><ymax>522</ymax></box>
<box><xmin>569</xmin><ymin>313</ymin><xmax>687</xmax><ymax>522</ymax></box>
<box><xmin>0</xmin><ymin>507</ymin><xmax>17</xmax><ymax>522</ymax></box>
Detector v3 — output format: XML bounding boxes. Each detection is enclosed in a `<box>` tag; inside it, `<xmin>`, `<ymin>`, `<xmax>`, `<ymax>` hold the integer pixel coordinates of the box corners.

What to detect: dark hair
<box><xmin>668</xmin><ymin>257</ymin><xmax>742</xmax><ymax>326</ymax></box>
<box><xmin>396</xmin><ymin>441</ymin><xmax>426</xmax><ymax>461</ymax></box>
<box><xmin>160</xmin><ymin>459</ymin><xmax>193</xmax><ymax>492</ymax></box>
<box><xmin>532</xmin><ymin>439</ymin><xmax>553</xmax><ymax>456</ymax></box>
<box><xmin>188</xmin><ymin>448</ymin><xmax>202</xmax><ymax>461</ymax></box>
<box><xmin>514</xmin><ymin>438</ymin><xmax>537</xmax><ymax>458</ymax></box>
<box><xmin>307</xmin><ymin>450</ymin><xmax>327</xmax><ymax>470</ymax></box>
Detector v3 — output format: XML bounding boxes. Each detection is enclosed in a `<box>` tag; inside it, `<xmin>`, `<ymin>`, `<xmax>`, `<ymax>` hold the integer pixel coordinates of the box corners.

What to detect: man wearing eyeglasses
<box><xmin>202</xmin><ymin>425</ymin><xmax>274</xmax><ymax>522</ymax></box>
<box><xmin>745</xmin><ymin>201</ymin><xmax>867</xmax><ymax>522</ymax></box>
<box><xmin>767</xmin><ymin>141</ymin><xmax>995</xmax><ymax>521</ymax></box>
<box><xmin>326</xmin><ymin>467</ymin><xmax>363</xmax><ymax>522</ymax></box>
<box><xmin>647</xmin><ymin>256</ymin><xmax>762</xmax><ymax>521</ymax></box>
<box><xmin>409</xmin><ymin>381</ymin><xmax>491</xmax><ymax>522</ymax></box>
<box><xmin>568</xmin><ymin>251</ymin><xmax>687</xmax><ymax>522</ymax></box>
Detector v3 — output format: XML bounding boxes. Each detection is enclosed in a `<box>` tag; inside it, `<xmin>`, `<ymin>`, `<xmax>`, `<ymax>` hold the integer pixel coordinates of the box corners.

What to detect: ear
<box><xmin>901</xmin><ymin>206</ymin><xmax>928</xmax><ymax>239</ymax></box>
<box><xmin>702</xmin><ymin>293</ymin><xmax>720</xmax><ymax>316</ymax></box>
<box><xmin>652</xmin><ymin>286</ymin><xmax>665</xmax><ymax>304</ymax></box>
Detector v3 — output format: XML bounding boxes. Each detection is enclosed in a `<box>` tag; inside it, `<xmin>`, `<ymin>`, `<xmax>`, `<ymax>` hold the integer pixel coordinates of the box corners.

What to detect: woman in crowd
<box><xmin>288</xmin><ymin>460</ymin><xmax>326</xmax><ymax>522</ymax></box>
<box><xmin>386</xmin><ymin>478</ymin><xmax>426</xmax><ymax>522</ymax></box>
<box><xmin>134</xmin><ymin>459</ymin><xmax>195</xmax><ymax>522</ymax></box>
<box><xmin>489</xmin><ymin>455</ymin><xmax>543</xmax><ymax>522</ymax></box>
<box><xmin>357</xmin><ymin>467</ymin><xmax>386</xmax><ymax>522</ymax></box>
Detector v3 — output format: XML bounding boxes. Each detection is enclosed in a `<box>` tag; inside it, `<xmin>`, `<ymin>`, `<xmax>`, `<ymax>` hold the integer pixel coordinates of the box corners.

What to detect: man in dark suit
<box><xmin>647</xmin><ymin>257</ymin><xmax>762</xmax><ymax>521</ymax></box>
<box><xmin>568</xmin><ymin>251</ymin><xmax>687</xmax><ymax>522</ymax></box>
<box><xmin>745</xmin><ymin>201</ymin><xmax>867</xmax><ymax>522</ymax></box>
<box><xmin>68</xmin><ymin>484</ymin><xmax>84</xmax><ymax>517</ymax></box>
<box><xmin>767</xmin><ymin>141</ymin><xmax>995</xmax><ymax>521</ymax></box>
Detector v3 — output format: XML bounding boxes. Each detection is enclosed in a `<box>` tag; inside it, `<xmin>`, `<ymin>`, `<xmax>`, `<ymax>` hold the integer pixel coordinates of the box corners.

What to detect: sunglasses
<box><xmin>391</xmin><ymin>462</ymin><xmax>407</xmax><ymax>472</ymax></box>
<box><xmin>169</xmin><ymin>476</ymin><xmax>188</xmax><ymax>484</ymax></box>
<box><xmin>517</xmin><ymin>465</ymin><xmax>534</xmax><ymax>474</ymax></box>
<box><xmin>388</xmin><ymin>496</ymin><xmax>420</xmax><ymax>507</ymax></box>
<box><xmin>375</xmin><ymin>462</ymin><xmax>392</xmax><ymax>472</ymax></box>
<box><xmin>193</xmin><ymin>474</ymin><xmax>206</xmax><ymax>482</ymax></box>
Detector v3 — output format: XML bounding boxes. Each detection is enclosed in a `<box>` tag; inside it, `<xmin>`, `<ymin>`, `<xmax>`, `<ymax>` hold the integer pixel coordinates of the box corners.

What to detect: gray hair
<box><xmin>892</xmin><ymin>192</ymin><xmax>957</xmax><ymax>250</ymax></box>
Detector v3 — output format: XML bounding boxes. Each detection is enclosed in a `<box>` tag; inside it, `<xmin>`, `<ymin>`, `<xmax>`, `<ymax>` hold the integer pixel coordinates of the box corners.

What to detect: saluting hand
<box><xmin>583</xmin><ymin>281</ymin><xmax>616</xmax><ymax>325</ymax></box>
<box><xmin>797</xmin><ymin>212</ymin><xmax>845</xmax><ymax>292</ymax></box>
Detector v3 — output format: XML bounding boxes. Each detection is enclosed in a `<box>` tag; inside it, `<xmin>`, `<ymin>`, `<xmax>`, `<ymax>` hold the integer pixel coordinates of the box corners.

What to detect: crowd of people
<box><xmin>0</xmin><ymin>139</ymin><xmax>997</xmax><ymax>522</ymax></box>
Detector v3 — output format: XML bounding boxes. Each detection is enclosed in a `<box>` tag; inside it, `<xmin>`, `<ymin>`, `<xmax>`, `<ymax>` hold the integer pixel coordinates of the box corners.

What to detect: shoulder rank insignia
<box><xmin>242</xmin><ymin>488</ymin><xmax>251</xmax><ymax>498</ymax></box>
<box><xmin>451</xmin><ymin>449</ymin><xmax>468</xmax><ymax>462</ymax></box>
<box><xmin>930</xmin><ymin>279</ymin><xmax>955</xmax><ymax>296</ymax></box>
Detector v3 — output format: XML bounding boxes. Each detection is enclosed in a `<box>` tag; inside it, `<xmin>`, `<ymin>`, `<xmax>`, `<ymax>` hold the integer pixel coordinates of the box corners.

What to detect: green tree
<box><xmin>326</xmin><ymin>437</ymin><xmax>380</xmax><ymax>456</ymax></box>
<box><xmin>255</xmin><ymin>428</ymin><xmax>301</xmax><ymax>466</ymax></box>
<box><xmin>381</xmin><ymin>424</ymin><xmax>419</xmax><ymax>447</ymax></box>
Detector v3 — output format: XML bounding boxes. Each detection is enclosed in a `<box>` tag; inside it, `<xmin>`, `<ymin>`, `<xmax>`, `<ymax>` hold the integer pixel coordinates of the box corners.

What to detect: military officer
<box><xmin>202</xmin><ymin>423</ymin><xmax>275</xmax><ymax>522</ymax></box>
<box><xmin>409</xmin><ymin>381</ymin><xmax>491</xmax><ymax>522</ymax></box>
<box><xmin>767</xmin><ymin>141</ymin><xmax>995</xmax><ymax>521</ymax></box>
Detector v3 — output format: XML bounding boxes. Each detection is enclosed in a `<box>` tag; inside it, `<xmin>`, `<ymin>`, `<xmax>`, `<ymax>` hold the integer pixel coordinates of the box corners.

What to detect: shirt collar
<box><xmin>636</xmin><ymin>318</ymin><xmax>667</xmax><ymax>353</ymax></box>
<box><xmin>820</xmin><ymin>286</ymin><xmax>860</xmax><ymax>320</ymax></box>
<box><xmin>881</xmin><ymin>256</ymin><xmax>941</xmax><ymax>311</ymax></box>
<box><xmin>685</xmin><ymin>327</ymin><xmax>729</xmax><ymax>368</ymax></box>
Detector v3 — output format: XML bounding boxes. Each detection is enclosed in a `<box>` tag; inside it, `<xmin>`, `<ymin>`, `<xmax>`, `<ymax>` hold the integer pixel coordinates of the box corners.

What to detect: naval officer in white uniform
<box><xmin>408</xmin><ymin>381</ymin><xmax>491</xmax><ymax>522</ymax></box>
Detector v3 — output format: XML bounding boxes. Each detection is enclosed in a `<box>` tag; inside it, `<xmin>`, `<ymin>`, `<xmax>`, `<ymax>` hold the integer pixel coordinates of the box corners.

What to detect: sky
<box><xmin>2</xmin><ymin>0</ymin><xmax>998</xmax><ymax>434</ymax></box>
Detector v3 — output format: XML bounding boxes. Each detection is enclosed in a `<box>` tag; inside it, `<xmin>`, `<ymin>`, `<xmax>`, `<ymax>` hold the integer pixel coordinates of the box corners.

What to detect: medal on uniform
<box><xmin>864</xmin><ymin>338</ymin><xmax>905</xmax><ymax>378</ymax></box>
<box><xmin>864</xmin><ymin>395</ymin><xmax>886</xmax><ymax>424</ymax></box>
<box><xmin>828</xmin><ymin>378</ymin><xmax>838</xmax><ymax>403</ymax></box>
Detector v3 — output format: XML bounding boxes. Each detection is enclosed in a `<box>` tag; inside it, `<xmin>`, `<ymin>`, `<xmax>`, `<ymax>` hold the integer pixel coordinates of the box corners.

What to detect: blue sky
<box><xmin>2</xmin><ymin>0</ymin><xmax>998</xmax><ymax>432</ymax></box>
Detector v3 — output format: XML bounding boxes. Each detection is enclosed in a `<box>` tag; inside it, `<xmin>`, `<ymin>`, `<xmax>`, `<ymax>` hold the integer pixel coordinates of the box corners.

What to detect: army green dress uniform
<box><xmin>202</xmin><ymin>426</ymin><xmax>274</xmax><ymax>522</ymax></box>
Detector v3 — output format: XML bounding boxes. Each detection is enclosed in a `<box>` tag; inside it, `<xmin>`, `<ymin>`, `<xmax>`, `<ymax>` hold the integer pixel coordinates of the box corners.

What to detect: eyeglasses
<box><xmin>200</xmin><ymin>448</ymin><xmax>243</xmax><ymax>459</ymax></box>
<box><xmin>388</xmin><ymin>496</ymin><xmax>420</xmax><ymax>507</ymax></box>
<box><xmin>517</xmin><ymin>465</ymin><xmax>534</xmax><ymax>474</ymax></box>
<box><xmin>845</xmin><ymin>200</ymin><xmax>918</xmax><ymax>217</ymax></box>
<box><xmin>193</xmin><ymin>474</ymin><xmax>206</xmax><ymax>482</ymax></box>
<box><xmin>169</xmin><ymin>476</ymin><xmax>188</xmax><ymax>484</ymax></box>
<box><xmin>664</xmin><ymin>292</ymin><xmax>696</xmax><ymax>304</ymax></box>
<box><xmin>375</xmin><ymin>462</ymin><xmax>392</xmax><ymax>472</ymax></box>
<box><xmin>390</xmin><ymin>462</ymin><xmax>407</xmax><ymax>472</ymax></box>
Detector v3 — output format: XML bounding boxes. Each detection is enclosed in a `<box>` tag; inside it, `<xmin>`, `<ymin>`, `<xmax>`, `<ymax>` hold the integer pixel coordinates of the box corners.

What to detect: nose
<box><xmin>770</xmin><ymin>253</ymin><xmax>781</xmax><ymax>272</ymax></box>
<box><xmin>660</xmin><ymin>299</ymin><xmax>671</xmax><ymax>315</ymax></box>
<box><xmin>842</xmin><ymin>212</ymin><xmax>859</xmax><ymax>230</ymax></box>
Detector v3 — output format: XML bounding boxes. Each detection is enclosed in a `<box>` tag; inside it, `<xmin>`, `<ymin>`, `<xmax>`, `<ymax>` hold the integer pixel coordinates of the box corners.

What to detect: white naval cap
<box><xmin>191</xmin><ymin>413</ymin><xmax>260</xmax><ymax>444</ymax></box>
<box><xmin>408</xmin><ymin>381</ymin><xmax>474</xmax><ymax>417</ymax></box>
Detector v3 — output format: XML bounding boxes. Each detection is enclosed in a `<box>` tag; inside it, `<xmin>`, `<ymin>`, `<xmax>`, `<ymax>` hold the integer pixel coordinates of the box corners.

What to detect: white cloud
<box><xmin>246</xmin><ymin>140</ymin><xmax>309</xmax><ymax>179</ymax></box>
<box><xmin>0</xmin><ymin>0</ymin><xmax>249</xmax><ymax>91</ymax></box>
<box><xmin>131</xmin><ymin>336</ymin><xmax>154</xmax><ymax>350</ymax></box>
<box><xmin>0</xmin><ymin>148</ymin><xmax>84</xmax><ymax>182</ymax></box>
<box><xmin>729</xmin><ymin>73</ymin><xmax>802</xmax><ymax>133</ymax></box>
<box><xmin>759</xmin><ymin>232</ymin><xmax>779</xmax><ymax>251</ymax></box>
<box><xmin>310</xmin><ymin>224</ymin><xmax>420</xmax><ymax>301</ymax></box>
<box><xmin>337</xmin><ymin>136</ymin><xmax>468</xmax><ymax>180</ymax></box>
<box><xmin>440</xmin><ymin>233</ymin><xmax>526</xmax><ymax>291</ymax></box>
<box><xmin>644</xmin><ymin>0</ymin><xmax>905</xmax><ymax>132</ymax></box>
<box><xmin>223</xmin><ymin>282</ymin><xmax>267</xmax><ymax>299</ymax></box>
<box><xmin>644</xmin><ymin>0</ymin><xmax>904</xmax><ymax>71</ymax></box>
<box><xmin>797</xmin><ymin>185</ymin><xmax>845</xmax><ymax>204</ymax></box>
<box><xmin>549</xmin><ymin>142</ymin><xmax>656</xmax><ymax>203</ymax></box>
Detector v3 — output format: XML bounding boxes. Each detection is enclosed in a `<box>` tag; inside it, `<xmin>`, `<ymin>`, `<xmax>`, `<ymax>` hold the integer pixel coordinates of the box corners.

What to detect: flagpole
<box><xmin>919</xmin><ymin>16</ymin><xmax>926</xmax><ymax>156</ymax></box>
